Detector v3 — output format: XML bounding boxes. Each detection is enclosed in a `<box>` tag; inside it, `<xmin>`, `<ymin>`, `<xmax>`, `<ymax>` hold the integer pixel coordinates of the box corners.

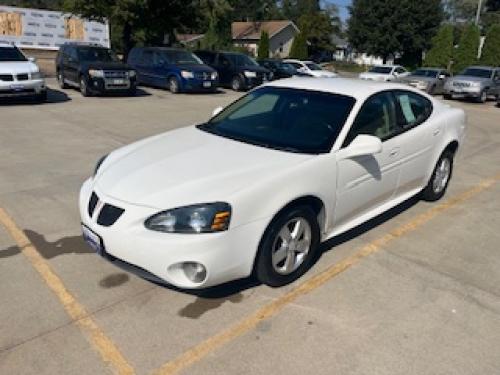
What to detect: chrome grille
<box><xmin>0</xmin><ymin>74</ymin><xmax>13</xmax><ymax>81</ymax></box>
<box><xmin>104</xmin><ymin>70</ymin><xmax>127</xmax><ymax>79</ymax></box>
<box><xmin>16</xmin><ymin>73</ymin><xmax>29</xmax><ymax>81</ymax></box>
<box><xmin>195</xmin><ymin>72</ymin><xmax>211</xmax><ymax>80</ymax></box>
<box><xmin>453</xmin><ymin>81</ymin><xmax>471</xmax><ymax>87</ymax></box>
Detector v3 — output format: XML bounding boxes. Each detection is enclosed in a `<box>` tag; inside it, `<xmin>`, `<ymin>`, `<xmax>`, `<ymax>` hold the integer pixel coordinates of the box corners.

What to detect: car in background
<box><xmin>359</xmin><ymin>65</ymin><xmax>409</xmax><ymax>82</ymax></box>
<box><xmin>0</xmin><ymin>43</ymin><xmax>47</xmax><ymax>102</ymax></box>
<box><xmin>283</xmin><ymin>59</ymin><xmax>337</xmax><ymax>78</ymax></box>
<box><xmin>257</xmin><ymin>59</ymin><xmax>299</xmax><ymax>80</ymax></box>
<box><xmin>398</xmin><ymin>68</ymin><xmax>451</xmax><ymax>95</ymax></box>
<box><xmin>56</xmin><ymin>43</ymin><xmax>137</xmax><ymax>97</ymax></box>
<box><xmin>127</xmin><ymin>47</ymin><xmax>218</xmax><ymax>93</ymax></box>
<box><xmin>443</xmin><ymin>66</ymin><xmax>500</xmax><ymax>103</ymax></box>
<box><xmin>80</xmin><ymin>78</ymin><xmax>465</xmax><ymax>289</ymax></box>
<box><xmin>195</xmin><ymin>50</ymin><xmax>270</xmax><ymax>91</ymax></box>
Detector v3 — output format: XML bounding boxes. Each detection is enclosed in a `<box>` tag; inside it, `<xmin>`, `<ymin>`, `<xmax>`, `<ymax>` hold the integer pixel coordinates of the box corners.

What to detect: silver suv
<box><xmin>443</xmin><ymin>66</ymin><xmax>500</xmax><ymax>103</ymax></box>
<box><xmin>0</xmin><ymin>43</ymin><xmax>47</xmax><ymax>102</ymax></box>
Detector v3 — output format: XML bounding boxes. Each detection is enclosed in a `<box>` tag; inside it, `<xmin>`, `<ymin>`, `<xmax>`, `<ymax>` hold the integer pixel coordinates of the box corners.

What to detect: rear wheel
<box><xmin>421</xmin><ymin>151</ymin><xmax>454</xmax><ymax>201</ymax></box>
<box><xmin>254</xmin><ymin>205</ymin><xmax>320</xmax><ymax>287</ymax></box>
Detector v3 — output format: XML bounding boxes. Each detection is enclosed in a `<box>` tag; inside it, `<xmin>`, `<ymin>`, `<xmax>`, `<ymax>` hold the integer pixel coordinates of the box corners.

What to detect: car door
<box><xmin>217</xmin><ymin>54</ymin><xmax>233</xmax><ymax>85</ymax></box>
<box><xmin>131</xmin><ymin>49</ymin><xmax>148</xmax><ymax>85</ymax></box>
<box><xmin>392</xmin><ymin>90</ymin><xmax>436</xmax><ymax>196</ymax></box>
<box><xmin>334</xmin><ymin>91</ymin><xmax>403</xmax><ymax>227</ymax></box>
<box><xmin>492</xmin><ymin>69</ymin><xmax>500</xmax><ymax>96</ymax></box>
<box><xmin>65</xmin><ymin>47</ymin><xmax>80</xmax><ymax>84</ymax></box>
<box><xmin>138</xmin><ymin>50</ymin><xmax>155</xmax><ymax>86</ymax></box>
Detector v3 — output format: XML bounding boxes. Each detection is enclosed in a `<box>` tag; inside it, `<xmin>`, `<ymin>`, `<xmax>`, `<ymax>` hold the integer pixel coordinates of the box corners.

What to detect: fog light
<box><xmin>183</xmin><ymin>262</ymin><xmax>207</xmax><ymax>283</ymax></box>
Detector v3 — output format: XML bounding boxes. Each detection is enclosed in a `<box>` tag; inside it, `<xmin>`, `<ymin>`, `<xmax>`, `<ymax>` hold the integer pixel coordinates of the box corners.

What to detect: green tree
<box><xmin>480</xmin><ymin>23</ymin><xmax>500</xmax><ymax>66</ymax></box>
<box><xmin>348</xmin><ymin>0</ymin><xmax>443</xmax><ymax>65</ymax></box>
<box><xmin>453</xmin><ymin>23</ymin><xmax>480</xmax><ymax>73</ymax></box>
<box><xmin>289</xmin><ymin>32</ymin><xmax>307</xmax><ymax>59</ymax></box>
<box><xmin>424</xmin><ymin>24</ymin><xmax>454</xmax><ymax>68</ymax></box>
<box><xmin>257</xmin><ymin>30</ymin><xmax>270</xmax><ymax>59</ymax></box>
<box><xmin>200</xmin><ymin>0</ymin><xmax>233</xmax><ymax>50</ymax></box>
<box><xmin>297</xmin><ymin>11</ymin><xmax>335</xmax><ymax>55</ymax></box>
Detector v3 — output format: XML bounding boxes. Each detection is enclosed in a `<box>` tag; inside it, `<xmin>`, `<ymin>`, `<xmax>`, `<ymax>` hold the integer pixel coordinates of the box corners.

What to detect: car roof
<box><xmin>466</xmin><ymin>65</ymin><xmax>496</xmax><ymax>70</ymax></box>
<box><xmin>263</xmin><ymin>77</ymin><xmax>423</xmax><ymax>101</ymax></box>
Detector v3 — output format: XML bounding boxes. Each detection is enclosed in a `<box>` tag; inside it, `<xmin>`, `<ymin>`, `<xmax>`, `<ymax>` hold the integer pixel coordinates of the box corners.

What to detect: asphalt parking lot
<box><xmin>1</xmin><ymin>78</ymin><xmax>500</xmax><ymax>375</ymax></box>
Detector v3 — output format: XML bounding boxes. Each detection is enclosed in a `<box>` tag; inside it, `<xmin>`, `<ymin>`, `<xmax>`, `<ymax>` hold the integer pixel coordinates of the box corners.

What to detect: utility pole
<box><xmin>475</xmin><ymin>0</ymin><xmax>483</xmax><ymax>26</ymax></box>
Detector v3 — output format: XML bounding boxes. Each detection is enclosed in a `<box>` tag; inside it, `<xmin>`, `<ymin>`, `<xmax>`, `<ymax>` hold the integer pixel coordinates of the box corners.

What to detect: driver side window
<box><xmin>343</xmin><ymin>92</ymin><xmax>398</xmax><ymax>147</ymax></box>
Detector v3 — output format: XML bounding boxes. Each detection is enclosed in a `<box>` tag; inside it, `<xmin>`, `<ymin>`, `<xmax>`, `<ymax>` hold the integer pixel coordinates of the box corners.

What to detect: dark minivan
<box><xmin>56</xmin><ymin>43</ymin><xmax>136</xmax><ymax>96</ymax></box>
<box><xmin>195</xmin><ymin>50</ymin><xmax>270</xmax><ymax>91</ymax></box>
<box><xmin>127</xmin><ymin>47</ymin><xmax>218</xmax><ymax>93</ymax></box>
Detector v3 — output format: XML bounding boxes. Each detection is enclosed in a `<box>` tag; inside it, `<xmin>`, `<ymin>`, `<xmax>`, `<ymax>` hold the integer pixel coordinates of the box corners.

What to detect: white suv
<box><xmin>359</xmin><ymin>65</ymin><xmax>409</xmax><ymax>82</ymax></box>
<box><xmin>0</xmin><ymin>43</ymin><xmax>47</xmax><ymax>102</ymax></box>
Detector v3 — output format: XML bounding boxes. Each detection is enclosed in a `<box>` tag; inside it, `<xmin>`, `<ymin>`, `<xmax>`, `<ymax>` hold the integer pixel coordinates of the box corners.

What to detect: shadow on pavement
<box><xmin>0</xmin><ymin>88</ymin><xmax>70</xmax><ymax>106</ymax></box>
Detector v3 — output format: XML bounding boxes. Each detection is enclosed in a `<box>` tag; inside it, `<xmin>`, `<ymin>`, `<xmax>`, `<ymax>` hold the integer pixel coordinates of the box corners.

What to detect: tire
<box><xmin>80</xmin><ymin>76</ymin><xmax>91</xmax><ymax>97</ymax></box>
<box><xmin>57</xmin><ymin>71</ymin><xmax>68</xmax><ymax>89</ymax></box>
<box><xmin>169</xmin><ymin>77</ymin><xmax>180</xmax><ymax>93</ymax></box>
<box><xmin>254</xmin><ymin>205</ymin><xmax>320</xmax><ymax>287</ymax></box>
<box><xmin>421</xmin><ymin>150</ymin><xmax>454</xmax><ymax>202</ymax></box>
<box><xmin>476</xmin><ymin>89</ymin><xmax>487</xmax><ymax>103</ymax></box>
<box><xmin>231</xmin><ymin>75</ymin><xmax>243</xmax><ymax>91</ymax></box>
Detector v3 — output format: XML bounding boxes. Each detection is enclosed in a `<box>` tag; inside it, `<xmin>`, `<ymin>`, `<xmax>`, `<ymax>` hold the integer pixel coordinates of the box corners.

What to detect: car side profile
<box><xmin>443</xmin><ymin>66</ymin><xmax>500</xmax><ymax>103</ymax></box>
<box><xmin>195</xmin><ymin>50</ymin><xmax>270</xmax><ymax>91</ymax></box>
<box><xmin>398</xmin><ymin>67</ymin><xmax>451</xmax><ymax>94</ymax></box>
<box><xmin>257</xmin><ymin>59</ymin><xmax>299</xmax><ymax>80</ymax></box>
<box><xmin>56</xmin><ymin>43</ymin><xmax>137</xmax><ymax>96</ymax></box>
<box><xmin>0</xmin><ymin>43</ymin><xmax>47</xmax><ymax>102</ymax></box>
<box><xmin>283</xmin><ymin>59</ymin><xmax>337</xmax><ymax>78</ymax></box>
<box><xmin>80</xmin><ymin>78</ymin><xmax>465</xmax><ymax>289</ymax></box>
<box><xmin>359</xmin><ymin>65</ymin><xmax>410</xmax><ymax>82</ymax></box>
<box><xmin>127</xmin><ymin>47</ymin><xmax>218</xmax><ymax>93</ymax></box>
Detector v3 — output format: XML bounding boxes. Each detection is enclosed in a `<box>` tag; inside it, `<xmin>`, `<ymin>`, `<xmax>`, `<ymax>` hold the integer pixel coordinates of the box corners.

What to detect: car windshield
<box><xmin>412</xmin><ymin>69</ymin><xmax>439</xmax><ymax>78</ymax></box>
<box><xmin>226</xmin><ymin>53</ymin><xmax>259</xmax><ymax>67</ymax></box>
<box><xmin>369</xmin><ymin>66</ymin><xmax>393</xmax><ymax>74</ymax></box>
<box><xmin>77</xmin><ymin>47</ymin><xmax>119</xmax><ymax>62</ymax></box>
<box><xmin>0</xmin><ymin>46</ymin><xmax>27</xmax><ymax>62</ymax></box>
<box><xmin>306</xmin><ymin>62</ymin><xmax>323</xmax><ymax>71</ymax></box>
<box><xmin>198</xmin><ymin>87</ymin><xmax>355</xmax><ymax>154</ymax></box>
<box><xmin>162</xmin><ymin>50</ymin><xmax>203</xmax><ymax>65</ymax></box>
<box><xmin>280</xmin><ymin>62</ymin><xmax>296</xmax><ymax>72</ymax></box>
<box><xmin>460</xmin><ymin>68</ymin><xmax>492</xmax><ymax>78</ymax></box>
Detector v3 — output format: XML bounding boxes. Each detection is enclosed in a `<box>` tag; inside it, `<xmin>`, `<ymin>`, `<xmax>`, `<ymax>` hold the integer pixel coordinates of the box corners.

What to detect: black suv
<box><xmin>56</xmin><ymin>43</ymin><xmax>137</xmax><ymax>96</ymax></box>
<box><xmin>194</xmin><ymin>50</ymin><xmax>269</xmax><ymax>91</ymax></box>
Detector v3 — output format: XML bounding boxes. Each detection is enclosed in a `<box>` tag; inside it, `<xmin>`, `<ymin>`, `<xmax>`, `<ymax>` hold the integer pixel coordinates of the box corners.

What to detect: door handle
<box><xmin>389</xmin><ymin>148</ymin><xmax>400</xmax><ymax>157</ymax></box>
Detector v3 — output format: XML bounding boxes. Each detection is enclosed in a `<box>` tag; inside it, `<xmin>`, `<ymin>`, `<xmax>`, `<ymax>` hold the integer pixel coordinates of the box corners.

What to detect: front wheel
<box><xmin>169</xmin><ymin>77</ymin><xmax>180</xmax><ymax>93</ymax></box>
<box><xmin>477</xmin><ymin>89</ymin><xmax>487</xmax><ymax>103</ymax></box>
<box><xmin>57</xmin><ymin>71</ymin><xmax>68</xmax><ymax>89</ymax></box>
<box><xmin>80</xmin><ymin>76</ymin><xmax>91</xmax><ymax>97</ymax></box>
<box><xmin>231</xmin><ymin>75</ymin><xmax>244</xmax><ymax>91</ymax></box>
<box><xmin>254</xmin><ymin>206</ymin><xmax>320</xmax><ymax>287</ymax></box>
<box><xmin>421</xmin><ymin>151</ymin><xmax>454</xmax><ymax>201</ymax></box>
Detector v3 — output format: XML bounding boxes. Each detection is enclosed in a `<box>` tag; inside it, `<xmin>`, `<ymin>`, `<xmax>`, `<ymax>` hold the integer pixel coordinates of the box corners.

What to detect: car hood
<box><xmin>0</xmin><ymin>61</ymin><xmax>39</xmax><ymax>74</ymax></box>
<box><xmin>81</xmin><ymin>61</ymin><xmax>133</xmax><ymax>71</ymax></box>
<box><xmin>175</xmin><ymin>64</ymin><xmax>216</xmax><ymax>73</ymax></box>
<box><xmin>239</xmin><ymin>65</ymin><xmax>269</xmax><ymax>74</ymax></box>
<box><xmin>448</xmin><ymin>75</ymin><xmax>491</xmax><ymax>83</ymax></box>
<box><xmin>95</xmin><ymin>126</ymin><xmax>312</xmax><ymax>209</ymax></box>
<box><xmin>401</xmin><ymin>75</ymin><xmax>436</xmax><ymax>83</ymax></box>
<box><xmin>309</xmin><ymin>70</ymin><xmax>337</xmax><ymax>78</ymax></box>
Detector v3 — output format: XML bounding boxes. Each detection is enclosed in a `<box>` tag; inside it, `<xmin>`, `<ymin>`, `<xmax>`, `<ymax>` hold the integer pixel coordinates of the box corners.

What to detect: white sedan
<box><xmin>80</xmin><ymin>78</ymin><xmax>466</xmax><ymax>289</ymax></box>
<box><xmin>359</xmin><ymin>65</ymin><xmax>410</xmax><ymax>82</ymax></box>
<box><xmin>284</xmin><ymin>59</ymin><xmax>337</xmax><ymax>78</ymax></box>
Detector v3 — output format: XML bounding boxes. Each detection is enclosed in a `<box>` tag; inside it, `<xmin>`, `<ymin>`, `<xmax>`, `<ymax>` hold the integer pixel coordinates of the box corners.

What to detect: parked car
<box><xmin>398</xmin><ymin>68</ymin><xmax>451</xmax><ymax>94</ymax></box>
<box><xmin>195</xmin><ymin>50</ymin><xmax>270</xmax><ymax>91</ymax></box>
<box><xmin>258</xmin><ymin>59</ymin><xmax>298</xmax><ymax>80</ymax></box>
<box><xmin>56</xmin><ymin>43</ymin><xmax>137</xmax><ymax>97</ymax></box>
<box><xmin>283</xmin><ymin>59</ymin><xmax>337</xmax><ymax>78</ymax></box>
<box><xmin>359</xmin><ymin>65</ymin><xmax>410</xmax><ymax>82</ymax></box>
<box><xmin>443</xmin><ymin>66</ymin><xmax>500</xmax><ymax>103</ymax></box>
<box><xmin>0</xmin><ymin>42</ymin><xmax>47</xmax><ymax>102</ymax></box>
<box><xmin>80</xmin><ymin>78</ymin><xmax>465</xmax><ymax>289</ymax></box>
<box><xmin>127</xmin><ymin>47</ymin><xmax>218</xmax><ymax>93</ymax></box>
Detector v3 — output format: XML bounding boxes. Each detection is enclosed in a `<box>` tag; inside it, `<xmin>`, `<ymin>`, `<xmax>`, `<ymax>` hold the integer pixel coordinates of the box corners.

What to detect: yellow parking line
<box><xmin>154</xmin><ymin>173</ymin><xmax>500</xmax><ymax>375</ymax></box>
<box><xmin>0</xmin><ymin>208</ymin><xmax>135</xmax><ymax>375</ymax></box>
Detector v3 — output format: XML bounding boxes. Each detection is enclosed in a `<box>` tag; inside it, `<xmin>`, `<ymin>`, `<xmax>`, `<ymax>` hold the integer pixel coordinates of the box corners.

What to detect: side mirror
<box><xmin>338</xmin><ymin>135</ymin><xmax>382</xmax><ymax>160</ymax></box>
<box><xmin>212</xmin><ymin>106</ymin><xmax>223</xmax><ymax>117</ymax></box>
<box><xmin>28</xmin><ymin>56</ymin><xmax>36</xmax><ymax>62</ymax></box>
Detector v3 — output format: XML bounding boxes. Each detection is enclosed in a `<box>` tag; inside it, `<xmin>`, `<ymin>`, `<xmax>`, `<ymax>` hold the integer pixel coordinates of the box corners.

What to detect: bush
<box><xmin>289</xmin><ymin>32</ymin><xmax>307</xmax><ymax>60</ymax></box>
<box><xmin>453</xmin><ymin>24</ymin><xmax>480</xmax><ymax>74</ymax></box>
<box><xmin>424</xmin><ymin>24</ymin><xmax>454</xmax><ymax>69</ymax></box>
<box><xmin>257</xmin><ymin>31</ymin><xmax>270</xmax><ymax>59</ymax></box>
<box><xmin>480</xmin><ymin>24</ymin><xmax>500</xmax><ymax>67</ymax></box>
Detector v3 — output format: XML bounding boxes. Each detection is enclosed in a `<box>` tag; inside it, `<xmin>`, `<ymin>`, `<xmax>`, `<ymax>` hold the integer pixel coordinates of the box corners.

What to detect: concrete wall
<box><xmin>21</xmin><ymin>48</ymin><xmax>57</xmax><ymax>77</ymax></box>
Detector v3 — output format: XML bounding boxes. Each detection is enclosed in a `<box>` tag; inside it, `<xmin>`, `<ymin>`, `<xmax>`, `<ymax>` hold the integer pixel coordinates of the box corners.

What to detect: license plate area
<box><xmin>82</xmin><ymin>224</ymin><xmax>104</xmax><ymax>255</ymax></box>
<box><xmin>203</xmin><ymin>81</ymin><xmax>212</xmax><ymax>88</ymax></box>
<box><xmin>10</xmin><ymin>84</ymin><xmax>25</xmax><ymax>91</ymax></box>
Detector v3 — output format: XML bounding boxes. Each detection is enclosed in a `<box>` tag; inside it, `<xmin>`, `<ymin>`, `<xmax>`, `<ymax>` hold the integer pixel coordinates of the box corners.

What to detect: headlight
<box><xmin>128</xmin><ymin>70</ymin><xmax>136</xmax><ymax>77</ymax></box>
<box><xmin>243</xmin><ymin>71</ymin><xmax>257</xmax><ymax>78</ymax></box>
<box><xmin>145</xmin><ymin>202</ymin><xmax>231</xmax><ymax>233</ymax></box>
<box><xmin>211</xmin><ymin>71</ymin><xmax>218</xmax><ymax>80</ymax></box>
<box><xmin>181</xmin><ymin>70</ymin><xmax>194</xmax><ymax>79</ymax></box>
<box><xmin>31</xmin><ymin>71</ymin><xmax>43</xmax><ymax>79</ymax></box>
<box><xmin>93</xmin><ymin>154</ymin><xmax>108</xmax><ymax>177</ymax></box>
<box><xmin>88</xmin><ymin>69</ymin><xmax>104</xmax><ymax>78</ymax></box>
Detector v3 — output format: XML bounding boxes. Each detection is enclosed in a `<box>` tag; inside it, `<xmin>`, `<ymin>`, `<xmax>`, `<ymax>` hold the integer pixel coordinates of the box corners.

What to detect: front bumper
<box><xmin>443</xmin><ymin>85</ymin><xmax>482</xmax><ymax>98</ymax></box>
<box><xmin>79</xmin><ymin>179</ymin><xmax>269</xmax><ymax>289</ymax></box>
<box><xmin>87</xmin><ymin>76</ymin><xmax>136</xmax><ymax>93</ymax></box>
<box><xmin>0</xmin><ymin>79</ymin><xmax>46</xmax><ymax>98</ymax></box>
<box><xmin>181</xmin><ymin>77</ymin><xmax>219</xmax><ymax>92</ymax></box>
